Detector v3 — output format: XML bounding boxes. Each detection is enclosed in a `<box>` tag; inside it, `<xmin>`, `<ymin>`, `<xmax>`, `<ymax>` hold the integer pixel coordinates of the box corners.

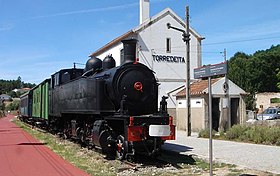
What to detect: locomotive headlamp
<box><xmin>134</xmin><ymin>82</ymin><xmax>143</xmax><ymax>92</ymax></box>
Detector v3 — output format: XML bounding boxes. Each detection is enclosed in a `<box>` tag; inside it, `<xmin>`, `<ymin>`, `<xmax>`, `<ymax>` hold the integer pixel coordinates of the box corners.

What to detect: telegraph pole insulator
<box><xmin>182</xmin><ymin>33</ymin><xmax>190</xmax><ymax>42</ymax></box>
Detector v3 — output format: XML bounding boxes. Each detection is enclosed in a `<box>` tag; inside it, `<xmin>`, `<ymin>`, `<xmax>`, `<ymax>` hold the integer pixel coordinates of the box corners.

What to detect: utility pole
<box><xmin>223</xmin><ymin>48</ymin><xmax>230</xmax><ymax>129</ymax></box>
<box><xmin>166</xmin><ymin>5</ymin><xmax>191</xmax><ymax>136</ymax></box>
<box><xmin>185</xmin><ymin>6</ymin><xmax>191</xmax><ymax>136</ymax></box>
<box><xmin>223</xmin><ymin>48</ymin><xmax>226</xmax><ymax>62</ymax></box>
<box><xmin>208</xmin><ymin>76</ymin><xmax>213</xmax><ymax>176</ymax></box>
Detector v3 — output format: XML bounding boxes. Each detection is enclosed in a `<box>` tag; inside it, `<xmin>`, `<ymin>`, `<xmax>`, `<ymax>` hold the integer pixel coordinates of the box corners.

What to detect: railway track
<box><xmin>19</xmin><ymin>118</ymin><xmax>178</xmax><ymax>174</ymax></box>
<box><xmin>116</xmin><ymin>153</ymin><xmax>178</xmax><ymax>176</ymax></box>
<box><xmin>118</xmin><ymin>153</ymin><xmax>174</xmax><ymax>172</ymax></box>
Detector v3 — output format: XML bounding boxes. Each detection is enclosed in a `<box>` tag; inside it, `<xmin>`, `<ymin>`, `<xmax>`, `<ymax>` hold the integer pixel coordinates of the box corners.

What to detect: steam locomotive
<box><xmin>20</xmin><ymin>39</ymin><xmax>175</xmax><ymax>160</ymax></box>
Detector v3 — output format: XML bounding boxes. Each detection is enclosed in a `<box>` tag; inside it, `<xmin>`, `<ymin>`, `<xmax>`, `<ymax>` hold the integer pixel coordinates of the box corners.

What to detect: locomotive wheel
<box><xmin>116</xmin><ymin>135</ymin><xmax>127</xmax><ymax>160</ymax></box>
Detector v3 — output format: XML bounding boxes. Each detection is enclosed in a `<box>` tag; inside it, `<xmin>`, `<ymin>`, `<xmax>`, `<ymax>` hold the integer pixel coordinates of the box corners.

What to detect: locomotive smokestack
<box><xmin>121</xmin><ymin>39</ymin><xmax>137</xmax><ymax>64</ymax></box>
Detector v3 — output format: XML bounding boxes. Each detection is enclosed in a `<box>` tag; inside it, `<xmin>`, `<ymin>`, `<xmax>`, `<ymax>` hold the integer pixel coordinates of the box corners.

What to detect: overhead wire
<box><xmin>151</xmin><ymin>35</ymin><xmax>280</xmax><ymax>56</ymax></box>
<box><xmin>203</xmin><ymin>36</ymin><xmax>280</xmax><ymax>46</ymax></box>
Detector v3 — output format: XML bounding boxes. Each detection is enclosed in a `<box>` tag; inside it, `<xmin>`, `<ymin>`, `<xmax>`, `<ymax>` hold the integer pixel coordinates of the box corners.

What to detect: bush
<box><xmin>0</xmin><ymin>111</ymin><xmax>4</xmax><ymax>118</ymax></box>
<box><xmin>198</xmin><ymin>128</ymin><xmax>217</xmax><ymax>138</ymax></box>
<box><xmin>264</xmin><ymin>127</ymin><xmax>280</xmax><ymax>145</ymax></box>
<box><xmin>225</xmin><ymin>125</ymin><xmax>250</xmax><ymax>140</ymax></box>
<box><xmin>225</xmin><ymin>125</ymin><xmax>280</xmax><ymax>146</ymax></box>
<box><xmin>6</xmin><ymin>100</ymin><xmax>19</xmax><ymax>111</ymax></box>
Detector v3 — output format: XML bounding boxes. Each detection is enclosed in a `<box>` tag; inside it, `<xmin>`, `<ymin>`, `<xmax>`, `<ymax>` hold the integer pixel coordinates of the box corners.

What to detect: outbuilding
<box><xmin>89</xmin><ymin>0</ymin><xmax>204</xmax><ymax>118</ymax></box>
<box><xmin>255</xmin><ymin>92</ymin><xmax>280</xmax><ymax>113</ymax></box>
<box><xmin>176</xmin><ymin>77</ymin><xmax>247</xmax><ymax>132</ymax></box>
<box><xmin>0</xmin><ymin>94</ymin><xmax>12</xmax><ymax>101</ymax></box>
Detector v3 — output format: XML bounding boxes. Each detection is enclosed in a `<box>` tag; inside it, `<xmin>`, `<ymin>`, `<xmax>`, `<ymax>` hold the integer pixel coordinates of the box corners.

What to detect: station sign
<box><xmin>194</xmin><ymin>62</ymin><xmax>227</xmax><ymax>79</ymax></box>
<box><xmin>152</xmin><ymin>54</ymin><xmax>185</xmax><ymax>63</ymax></box>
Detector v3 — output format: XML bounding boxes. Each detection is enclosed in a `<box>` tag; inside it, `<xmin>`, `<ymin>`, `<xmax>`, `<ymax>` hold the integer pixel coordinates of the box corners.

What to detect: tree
<box><xmin>16</xmin><ymin>76</ymin><xmax>22</xmax><ymax>88</ymax></box>
<box><xmin>8</xmin><ymin>91</ymin><xmax>17</xmax><ymax>98</ymax></box>
<box><xmin>276</xmin><ymin>68</ymin><xmax>280</xmax><ymax>91</ymax></box>
<box><xmin>227</xmin><ymin>52</ymin><xmax>250</xmax><ymax>91</ymax></box>
<box><xmin>228</xmin><ymin>45</ymin><xmax>280</xmax><ymax>110</ymax></box>
<box><xmin>0</xmin><ymin>78</ymin><xmax>36</xmax><ymax>97</ymax></box>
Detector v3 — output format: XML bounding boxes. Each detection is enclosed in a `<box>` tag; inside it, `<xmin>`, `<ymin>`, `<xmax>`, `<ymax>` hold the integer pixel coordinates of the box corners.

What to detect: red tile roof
<box><xmin>22</xmin><ymin>88</ymin><xmax>31</xmax><ymax>91</ymax></box>
<box><xmin>176</xmin><ymin>78</ymin><xmax>220</xmax><ymax>97</ymax></box>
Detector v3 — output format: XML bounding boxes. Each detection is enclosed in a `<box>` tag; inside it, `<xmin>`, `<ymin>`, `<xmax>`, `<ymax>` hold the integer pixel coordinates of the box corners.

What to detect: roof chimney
<box><xmin>140</xmin><ymin>0</ymin><xmax>150</xmax><ymax>24</ymax></box>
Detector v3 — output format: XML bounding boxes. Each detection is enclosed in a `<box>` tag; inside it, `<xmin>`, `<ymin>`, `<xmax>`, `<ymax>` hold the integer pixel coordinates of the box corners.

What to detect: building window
<box><xmin>270</xmin><ymin>98</ymin><xmax>280</xmax><ymax>103</ymax></box>
<box><xmin>166</xmin><ymin>38</ymin><xmax>171</xmax><ymax>53</ymax></box>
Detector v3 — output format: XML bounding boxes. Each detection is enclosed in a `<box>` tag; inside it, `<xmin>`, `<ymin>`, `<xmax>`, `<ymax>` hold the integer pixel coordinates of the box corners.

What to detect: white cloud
<box><xmin>0</xmin><ymin>23</ymin><xmax>13</xmax><ymax>31</ymax></box>
<box><xmin>30</xmin><ymin>2</ymin><xmax>139</xmax><ymax>19</ymax></box>
<box><xmin>0</xmin><ymin>53</ymin><xmax>51</xmax><ymax>66</ymax></box>
<box><xmin>27</xmin><ymin>0</ymin><xmax>172</xmax><ymax>20</ymax></box>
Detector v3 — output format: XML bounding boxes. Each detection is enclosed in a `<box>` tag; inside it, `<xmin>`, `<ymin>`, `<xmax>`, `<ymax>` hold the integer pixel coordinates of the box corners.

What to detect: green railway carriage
<box><xmin>32</xmin><ymin>79</ymin><xmax>50</xmax><ymax>123</ymax></box>
<box><xmin>19</xmin><ymin>90</ymin><xmax>33</xmax><ymax>121</ymax></box>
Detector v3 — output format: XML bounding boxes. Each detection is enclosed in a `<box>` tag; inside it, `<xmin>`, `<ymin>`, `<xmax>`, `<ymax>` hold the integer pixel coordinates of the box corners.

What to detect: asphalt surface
<box><xmin>162</xmin><ymin>130</ymin><xmax>280</xmax><ymax>174</ymax></box>
<box><xmin>0</xmin><ymin>115</ymin><xmax>89</xmax><ymax>176</ymax></box>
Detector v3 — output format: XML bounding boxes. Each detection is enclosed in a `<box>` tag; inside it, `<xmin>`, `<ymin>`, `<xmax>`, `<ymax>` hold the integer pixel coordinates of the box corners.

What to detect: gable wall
<box><xmin>95</xmin><ymin>12</ymin><xmax>202</xmax><ymax>109</ymax></box>
<box><xmin>96</xmin><ymin>43</ymin><xmax>123</xmax><ymax>65</ymax></box>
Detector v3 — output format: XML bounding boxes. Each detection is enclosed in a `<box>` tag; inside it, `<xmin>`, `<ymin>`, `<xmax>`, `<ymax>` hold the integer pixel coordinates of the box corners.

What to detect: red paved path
<box><xmin>0</xmin><ymin>115</ymin><xmax>90</xmax><ymax>176</ymax></box>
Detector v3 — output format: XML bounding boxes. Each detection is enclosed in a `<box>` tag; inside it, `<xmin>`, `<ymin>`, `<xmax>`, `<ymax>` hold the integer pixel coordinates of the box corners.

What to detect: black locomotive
<box><xmin>20</xmin><ymin>39</ymin><xmax>175</xmax><ymax>160</ymax></box>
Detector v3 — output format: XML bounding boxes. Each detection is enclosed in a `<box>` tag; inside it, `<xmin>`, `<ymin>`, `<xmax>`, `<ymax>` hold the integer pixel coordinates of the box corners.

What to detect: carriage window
<box><xmin>61</xmin><ymin>72</ymin><xmax>70</xmax><ymax>84</ymax></box>
<box><xmin>166</xmin><ymin>38</ymin><xmax>171</xmax><ymax>53</ymax></box>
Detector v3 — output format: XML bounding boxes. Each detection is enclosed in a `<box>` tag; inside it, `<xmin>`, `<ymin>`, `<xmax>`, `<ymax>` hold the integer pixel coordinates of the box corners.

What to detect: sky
<box><xmin>0</xmin><ymin>0</ymin><xmax>279</xmax><ymax>84</ymax></box>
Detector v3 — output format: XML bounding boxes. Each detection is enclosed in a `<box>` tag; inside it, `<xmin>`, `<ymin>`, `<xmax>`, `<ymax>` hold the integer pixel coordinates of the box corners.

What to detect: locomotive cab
<box><xmin>51</xmin><ymin>68</ymin><xmax>83</xmax><ymax>88</ymax></box>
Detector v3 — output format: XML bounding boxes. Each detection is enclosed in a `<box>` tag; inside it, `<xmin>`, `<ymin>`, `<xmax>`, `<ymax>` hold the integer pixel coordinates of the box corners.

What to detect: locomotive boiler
<box><xmin>20</xmin><ymin>39</ymin><xmax>175</xmax><ymax>160</ymax></box>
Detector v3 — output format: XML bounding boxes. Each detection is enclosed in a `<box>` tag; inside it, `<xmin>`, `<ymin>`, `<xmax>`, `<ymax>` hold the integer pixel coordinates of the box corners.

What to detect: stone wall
<box><xmin>246</xmin><ymin>119</ymin><xmax>280</xmax><ymax>127</ymax></box>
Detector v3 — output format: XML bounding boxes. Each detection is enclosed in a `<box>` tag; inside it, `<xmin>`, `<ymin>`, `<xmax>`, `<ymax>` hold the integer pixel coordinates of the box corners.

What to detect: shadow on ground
<box><xmin>159</xmin><ymin>149</ymin><xmax>196</xmax><ymax>169</ymax></box>
<box><xmin>18</xmin><ymin>142</ymin><xmax>47</xmax><ymax>145</ymax></box>
<box><xmin>131</xmin><ymin>143</ymin><xmax>196</xmax><ymax>170</ymax></box>
<box><xmin>162</xmin><ymin>143</ymin><xmax>193</xmax><ymax>152</ymax></box>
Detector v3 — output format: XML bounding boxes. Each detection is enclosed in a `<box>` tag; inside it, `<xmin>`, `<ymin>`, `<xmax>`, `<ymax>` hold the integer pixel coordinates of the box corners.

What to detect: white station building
<box><xmin>89</xmin><ymin>0</ymin><xmax>204</xmax><ymax>118</ymax></box>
